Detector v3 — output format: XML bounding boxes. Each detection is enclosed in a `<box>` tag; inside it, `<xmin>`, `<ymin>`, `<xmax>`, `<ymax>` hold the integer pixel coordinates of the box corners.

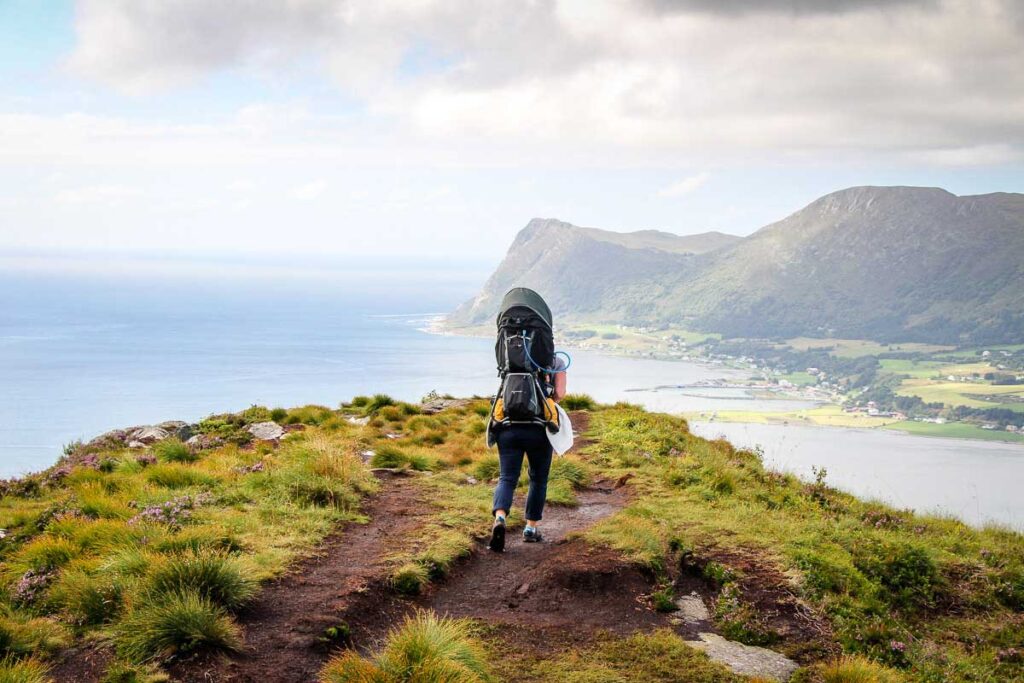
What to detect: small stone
<box><xmin>347</xmin><ymin>416</ymin><xmax>371</xmax><ymax>426</ymax></box>
<box><xmin>465</xmin><ymin>476</ymin><xmax>479</xmax><ymax>485</ymax></box>
<box><xmin>385</xmin><ymin>433</ymin><xmax>402</xmax><ymax>439</ymax></box>
<box><xmin>516</xmin><ymin>583</ymin><xmax>530</xmax><ymax>595</ymax></box>
<box><xmin>246</xmin><ymin>422</ymin><xmax>286</xmax><ymax>441</ymax></box>
<box><xmin>127</xmin><ymin>440</ymin><xmax>146</xmax><ymax>449</ymax></box>
<box><xmin>360</xmin><ymin>450</ymin><xmax>375</xmax><ymax>462</ymax></box>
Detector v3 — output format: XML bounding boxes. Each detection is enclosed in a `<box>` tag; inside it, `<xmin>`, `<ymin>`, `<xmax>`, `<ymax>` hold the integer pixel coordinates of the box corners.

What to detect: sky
<box><xmin>1</xmin><ymin>0</ymin><xmax>1022</xmax><ymax>271</ymax></box>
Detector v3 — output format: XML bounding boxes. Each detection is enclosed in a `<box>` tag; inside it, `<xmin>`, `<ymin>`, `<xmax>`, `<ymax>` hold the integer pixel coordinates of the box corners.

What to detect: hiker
<box><xmin>485</xmin><ymin>288</ymin><xmax>570</xmax><ymax>552</ymax></box>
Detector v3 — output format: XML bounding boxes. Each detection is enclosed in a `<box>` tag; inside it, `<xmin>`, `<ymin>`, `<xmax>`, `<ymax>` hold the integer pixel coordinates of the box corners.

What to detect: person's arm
<box><xmin>553</xmin><ymin>370</ymin><xmax>567</xmax><ymax>402</ymax></box>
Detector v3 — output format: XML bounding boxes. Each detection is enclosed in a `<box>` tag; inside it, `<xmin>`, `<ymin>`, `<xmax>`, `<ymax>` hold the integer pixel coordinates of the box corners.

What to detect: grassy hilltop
<box><xmin>0</xmin><ymin>396</ymin><xmax>1022</xmax><ymax>682</ymax></box>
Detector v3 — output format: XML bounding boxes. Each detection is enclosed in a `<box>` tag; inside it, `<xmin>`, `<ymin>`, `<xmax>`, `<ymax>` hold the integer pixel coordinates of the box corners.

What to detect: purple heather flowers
<box><xmin>14</xmin><ymin>569</ymin><xmax>55</xmax><ymax>605</ymax></box>
<box><xmin>128</xmin><ymin>493</ymin><xmax>213</xmax><ymax>530</ymax></box>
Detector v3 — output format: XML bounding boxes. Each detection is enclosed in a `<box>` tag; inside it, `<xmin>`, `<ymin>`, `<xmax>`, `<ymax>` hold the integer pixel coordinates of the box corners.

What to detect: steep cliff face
<box><xmin>453</xmin><ymin>187</ymin><xmax>1024</xmax><ymax>343</ymax></box>
<box><xmin>449</xmin><ymin>218</ymin><xmax>736</xmax><ymax>325</ymax></box>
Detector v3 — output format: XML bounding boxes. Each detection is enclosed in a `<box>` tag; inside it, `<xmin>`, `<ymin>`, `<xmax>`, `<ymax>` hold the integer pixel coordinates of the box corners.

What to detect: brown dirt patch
<box><xmin>567</xmin><ymin>410</ymin><xmax>594</xmax><ymax>452</ymax></box>
<box><xmin>415</xmin><ymin>488</ymin><xmax>658</xmax><ymax>633</ymax></box>
<box><xmin>678</xmin><ymin>545</ymin><xmax>838</xmax><ymax>662</ymax></box>
<box><xmin>333</xmin><ymin>483</ymin><xmax>644</xmax><ymax>661</ymax></box>
<box><xmin>45</xmin><ymin>643</ymin><xmax>114</xmax><ymax>682</ymax></box>
<box><xmin>170</xmin><ymin>471</ymin><xmax>430</xmax><ymax>683</ymax></box>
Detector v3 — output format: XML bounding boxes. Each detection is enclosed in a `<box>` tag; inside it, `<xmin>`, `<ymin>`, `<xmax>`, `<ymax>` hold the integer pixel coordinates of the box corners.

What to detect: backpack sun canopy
<box><xmin>495</xmin><ymin>287</ymin><xmax>552</xmax><ymax>330</ymax></box>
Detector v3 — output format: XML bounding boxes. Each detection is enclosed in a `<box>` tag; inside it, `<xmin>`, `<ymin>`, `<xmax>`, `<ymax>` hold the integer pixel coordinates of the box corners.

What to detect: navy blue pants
<box><xmin>491</xmin><ymin>425</ymin><xmax>553</xmax><ymax>521</ymax></box>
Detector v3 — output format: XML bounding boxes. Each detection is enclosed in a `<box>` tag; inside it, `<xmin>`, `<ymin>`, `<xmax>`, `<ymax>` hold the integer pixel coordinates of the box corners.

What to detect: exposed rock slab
<box><xmin>686</xmin><ymin>632</ymin><xmax>798</xmax><ymax>681</ymax></box>
<box><xmin>129</xmin><ymin>426</ymin><xmax>169</xmax><ymax>444</ymax></box>
<box><xmin>674</xmin><ymin>593</ymin><xmax>711</xmax><ymax>625</ymax></box>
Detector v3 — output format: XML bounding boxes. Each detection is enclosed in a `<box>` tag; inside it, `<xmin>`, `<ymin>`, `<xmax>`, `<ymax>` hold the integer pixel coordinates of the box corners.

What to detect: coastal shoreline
<box><xmin>434</xmin><ymin>316</ymin><xmax>1024</xmax><ymax>446</ymax></box>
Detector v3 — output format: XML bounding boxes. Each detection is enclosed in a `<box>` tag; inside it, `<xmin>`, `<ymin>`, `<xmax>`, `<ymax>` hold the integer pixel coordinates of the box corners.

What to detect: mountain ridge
<box><xmin>451</xmin><ymin>186</ymin><xmax>1024</xmax><ymax>343</ymax></box>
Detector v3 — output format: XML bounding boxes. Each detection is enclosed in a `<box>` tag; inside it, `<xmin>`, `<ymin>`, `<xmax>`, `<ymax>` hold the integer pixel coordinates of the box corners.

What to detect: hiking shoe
<box><xmin>488</xmin><ymin>517</ymin><xmax>506</xmax><ymax>552</ymax></box>
<box><xmin>523</xmin><ymin>527</ymin><xmax>543</xmax><ymax>543</ymax></box>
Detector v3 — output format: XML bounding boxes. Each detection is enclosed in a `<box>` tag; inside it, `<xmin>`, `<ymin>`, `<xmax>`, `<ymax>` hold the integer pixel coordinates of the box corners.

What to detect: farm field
<box><xmin>896</xmin><ymin>380</ymin><xmax>1024</xmax><ymax>412</ymax></box>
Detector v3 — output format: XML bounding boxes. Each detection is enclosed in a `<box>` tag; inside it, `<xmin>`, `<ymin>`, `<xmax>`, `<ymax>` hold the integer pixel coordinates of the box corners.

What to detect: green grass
<box><xmin>0</xmin><ymin>656</ymin><xmax>51</xmax><ymax>683</ymax></box>
<box><xmin>792</xmin><ymin>655</ymin><xmax>906</xmax><ymax>682</ymax></box>
<box><xmin>145</xmin><ymin>552</ymin><xmax>256</xmax><ymax>611</ymax></box>
<box><xmin>561</xmin><ymin>394</ymin><xmax>597</xmax><ymax>411</ymax></box>
<box><xmin>320</xmin><ymin>612</ymin><xmax>491</xmax><ymax>683</ymax></box>
<box><xmin>4</xmin><ymin>395</ymin><xmax>1023</xmax><ymax>681</ymax></box>
<box><xmin>145</xmin><ymin>464</ymin><xmax>219</xmax><ymax>489</ymax></box>
<box><xmin>151</xmin><ymin>439</ymin><xmax>196</xmax><ymax>464</ymax></box>
<box><xmin>581</xmin><ymin>405</ymin><xmax>1024</xmax><ymax>679</ymax></box>
<box><xmin>0</xmin><ymin>407</ymin><xmax>385</xmax><ymax>677</ymax></box>
<box><xmin>115</xmin><ymin>591</ymin><xmax>241</xmax><ymax>663</ymax></box>
<box><xmin>512</xmin><ymin>629</ymin><xmax>743</xmax><ymax>683</ymax></box>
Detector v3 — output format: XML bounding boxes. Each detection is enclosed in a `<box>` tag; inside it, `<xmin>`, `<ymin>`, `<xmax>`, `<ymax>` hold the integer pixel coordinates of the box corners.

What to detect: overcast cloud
<box><xmin>64</xmin><ymin>0</ymin><xmax>1024</xmax><ymax>161</ymax></box>
<box><xmin>0</xmin><ymin>0</ymin><xmax>1020</xmax><ymax>261</ymax></box>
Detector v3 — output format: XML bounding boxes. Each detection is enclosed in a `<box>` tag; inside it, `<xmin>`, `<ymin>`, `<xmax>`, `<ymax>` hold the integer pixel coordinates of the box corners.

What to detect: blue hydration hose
<box><xmin>521</xmin><ymin>331</ymin><xmax>572</xmax><ymax>373</ymax></box>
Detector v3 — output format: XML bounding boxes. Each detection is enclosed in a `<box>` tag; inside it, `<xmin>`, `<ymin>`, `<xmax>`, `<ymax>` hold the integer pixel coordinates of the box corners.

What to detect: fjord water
<box><xmin>2</xmin><ymin>270</ymin><xmax>1022</xmax><ymax>528</ymax></box>
<box><xmin>690</xmin><ymin>422</ymin><xmax>1024</xmax><ymax>530</ymax></box>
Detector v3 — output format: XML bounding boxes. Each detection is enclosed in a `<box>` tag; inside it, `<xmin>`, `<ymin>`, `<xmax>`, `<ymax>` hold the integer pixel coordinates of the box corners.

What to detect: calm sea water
<box><xmin>690</xmin><ymin>421</ymin><xmax>1024</xmax><ymax>530</ymax></box>
<box><xmin>3</xmin><ymin>269</ymin><xmax>1022</xmax><ymax>528</ymax></box>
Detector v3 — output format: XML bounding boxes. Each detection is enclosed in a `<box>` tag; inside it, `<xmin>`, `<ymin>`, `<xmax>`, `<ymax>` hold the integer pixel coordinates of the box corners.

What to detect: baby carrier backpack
<box><xmin>488</xmin><ymin>288</ymin><xmax>560</xmax><ymax>435</ymax></box>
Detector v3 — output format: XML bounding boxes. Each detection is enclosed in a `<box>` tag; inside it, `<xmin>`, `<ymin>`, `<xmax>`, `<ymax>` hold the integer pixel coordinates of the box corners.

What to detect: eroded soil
<box><xmin>171</xmin><ymin>472</ymin><xmax>429</xmax><ymax>683</ymax></box>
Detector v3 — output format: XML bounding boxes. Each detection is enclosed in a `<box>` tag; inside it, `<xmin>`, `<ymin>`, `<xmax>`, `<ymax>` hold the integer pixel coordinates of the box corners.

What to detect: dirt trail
<box><xmin>148</xmin><ymin>410</ymin><xmax>818</xmax><ymax>681</ymax></box>
<box><xmin>172</xmin><ymin>472</ymin><xmax>429</xmax><ymax>683</ymax></box>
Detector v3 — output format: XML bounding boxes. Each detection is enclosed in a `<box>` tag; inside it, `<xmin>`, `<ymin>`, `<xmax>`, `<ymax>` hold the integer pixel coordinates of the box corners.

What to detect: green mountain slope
<box><xmin>450</xmin><ymin>218</ymin><xmax>738</xmax><ymax>325</ymax></box>
<box><xmin>452</xmin><ymin>187</ymin><xmax>1024</xmax><ymax>343</ymax></box>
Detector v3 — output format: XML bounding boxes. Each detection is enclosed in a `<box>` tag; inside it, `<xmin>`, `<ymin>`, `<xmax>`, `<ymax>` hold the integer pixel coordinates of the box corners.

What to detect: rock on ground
<box><xmin>128</xmin><ymin>426</ymin><xmax>169</xmax><ymax>444</ymax></box>
<box><xmin>686</xmin><ymin>632</ymin><xmax>799</xmax><ymax>681</ymax></box>
<box><xmin>247</xmin><ymin>422</ymin><xmax>286</xmax><ymax>441</ymax></box>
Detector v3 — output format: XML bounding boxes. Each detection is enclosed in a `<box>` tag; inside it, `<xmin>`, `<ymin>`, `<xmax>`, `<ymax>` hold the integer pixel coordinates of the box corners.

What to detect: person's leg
<box><xmin>491</xmin><ymin>429</ymin><xmax>525</xmax><ymax>517</ymax></box>
<box><xmin>490</xmin><ymin>429</ymin><xmax>524</xmax><ymax>551</ymax></box>
<box><xmin>523</xmin><ymin>427</ymin><xmax>554</xmax><ymax>536</ymax></box>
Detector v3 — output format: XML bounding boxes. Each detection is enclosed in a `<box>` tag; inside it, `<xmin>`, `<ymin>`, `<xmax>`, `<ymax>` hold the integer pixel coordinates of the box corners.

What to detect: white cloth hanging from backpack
<box><xmin>546</xmin><ymin>404</ymin><xmax>574</xmax><ymax>455</ymax></box>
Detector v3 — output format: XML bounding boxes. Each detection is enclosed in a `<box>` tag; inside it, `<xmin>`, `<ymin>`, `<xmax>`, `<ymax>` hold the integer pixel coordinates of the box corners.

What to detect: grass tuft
<box><xmin>115</xmin><ymin>591</ymin><xmax>241</xmax><ymax>663</ymax></box>
<box><xmin>792</xmin><ymin>655</ymin><xmax>906</xmax><ymax>683</ymax></box>
<box><xmin>0</xmin><ymin>656</ymin><xmax>51</xmax><ymax>683</ymax></box>
<box><xmin>320</xmin><ymin>611</ymin><xmax>491</xmax><ymax>683</ymax></box>
<box><xmin>152</xmin><ymin>440</ymin><xmax>197</xmax><ymax>464</ymax></box>
<box><xmin>561</xmin><ymin>394</ymin><xmax>597</xmax><ymax>411</ymax></box>
<box><xmin>146</xmin><ymin>552</ymin><xmax>256</xmax><ymax>611</ymax></box>
<box><xmin>390</xmin><ymin>563</ymin><xmax>429</xmax><ymax>596</ymax></box>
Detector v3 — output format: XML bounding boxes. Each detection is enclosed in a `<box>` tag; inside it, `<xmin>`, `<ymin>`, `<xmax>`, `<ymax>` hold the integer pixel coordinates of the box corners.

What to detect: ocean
<box><xmin>0</xmin><ymin>266</ymin><xmax>745</xmax><ymax>477</ymax></box>
<box><xmin>3</xmin><ymin>267</ymin><xmax>1023</xmax><ymax>528</ymax></box>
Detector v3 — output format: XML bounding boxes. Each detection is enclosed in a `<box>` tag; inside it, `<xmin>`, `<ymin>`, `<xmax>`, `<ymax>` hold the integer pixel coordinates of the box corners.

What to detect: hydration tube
<box><xmin>521</xmin><ymin>331</ymin><xmax>572</xmax><ymax>373</ymax></box>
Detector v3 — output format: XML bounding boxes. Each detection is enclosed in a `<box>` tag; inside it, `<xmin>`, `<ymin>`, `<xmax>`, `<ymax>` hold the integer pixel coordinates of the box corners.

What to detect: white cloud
<box><xmin>61</xmin><ymin>0</ymin><xmax>1024</xmax><ymax>161</ymax></box>
<box><xmin>290</xmin><ymin>180</ymin><xmax>328</xmax><ymax>200</ymax></box>
<box><xmin>657</xmin><ymin>172</ymin><xmax>710</xmax><ymax>198</ymax></box>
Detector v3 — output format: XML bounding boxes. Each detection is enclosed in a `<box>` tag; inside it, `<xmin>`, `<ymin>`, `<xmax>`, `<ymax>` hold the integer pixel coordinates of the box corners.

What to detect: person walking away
<box><xmin>489</xmin><ymin>355</ymin><xmax>567</xmax><ymax>551</ymax></box>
